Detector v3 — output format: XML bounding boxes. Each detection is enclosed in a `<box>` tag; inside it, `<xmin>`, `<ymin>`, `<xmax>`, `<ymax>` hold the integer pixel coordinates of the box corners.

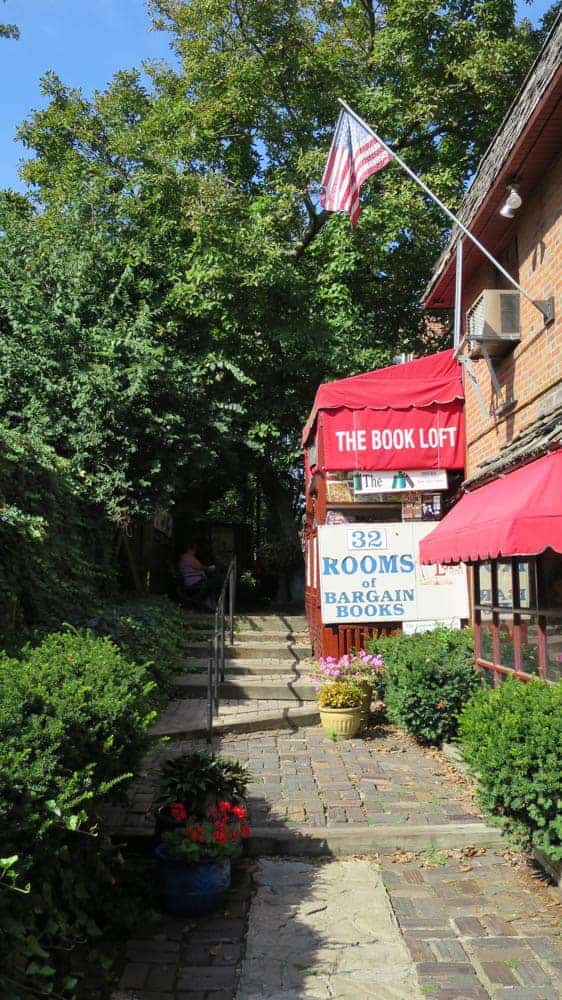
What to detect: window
<box><xmin>473</xmin><ymin>553</ymin><xmax>559</xmax><ymax>683</ymax></box>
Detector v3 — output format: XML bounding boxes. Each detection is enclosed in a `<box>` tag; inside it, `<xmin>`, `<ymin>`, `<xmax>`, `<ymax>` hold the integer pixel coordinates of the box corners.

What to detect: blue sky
<box><xmin>0</xmin><ymin>0</ymin><xmax>555</xmax><ymax>192</ymax></box>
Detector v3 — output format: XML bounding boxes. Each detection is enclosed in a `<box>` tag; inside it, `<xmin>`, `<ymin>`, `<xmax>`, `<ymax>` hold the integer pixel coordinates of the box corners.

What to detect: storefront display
<box><xmin>303</xmin><ymin>349</ymin><xmax>468</xmax><ymax>658</ymax></box>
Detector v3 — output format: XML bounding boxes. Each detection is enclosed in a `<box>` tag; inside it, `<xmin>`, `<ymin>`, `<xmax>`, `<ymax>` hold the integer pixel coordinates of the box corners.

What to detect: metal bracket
<box><xmin>535</xmin><ymin>297</ymin><xmax>555</xmax><ymax>325</ymax></box>
<box><xmin>479</xmin><ymin>341</ymin><xmax>502</xmax><ymax>398</ymax></box>
<box><xmin>458</xmin><ymin>356</ymin><xmax>488</xmax><ymax>419</ymax></box>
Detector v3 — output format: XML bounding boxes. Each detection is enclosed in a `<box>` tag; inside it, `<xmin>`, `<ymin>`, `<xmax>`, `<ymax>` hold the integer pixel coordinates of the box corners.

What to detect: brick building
<box><xmin>420</xmin><ymin>15</ymin><xmax>562</xmax><ymax>683</ymax></box>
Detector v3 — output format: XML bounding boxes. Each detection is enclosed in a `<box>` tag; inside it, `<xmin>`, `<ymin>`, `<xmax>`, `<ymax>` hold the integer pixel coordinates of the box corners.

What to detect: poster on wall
<box><xmin>353</xmin><ymin>469</ymin><xmax>448</xmax><ymax>495</ymax></box>
<box><xmin>317</xmin><ymin>522</ymin><xmax>469</xmax><ymax>625</ymax></box>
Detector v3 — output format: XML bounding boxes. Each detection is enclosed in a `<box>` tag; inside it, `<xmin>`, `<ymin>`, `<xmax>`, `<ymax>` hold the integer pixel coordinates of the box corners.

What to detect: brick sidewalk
<box><xmin>111</xmin><ymin>848</ymin><xmax>561</xmax><ymax>999</ymax></box>
<box><xmin>234</xmin><ymin>724</ymin><xmax>481</xmax><ymax>829</ymax></box>
<box><xmin>381</xmin><ymin>847</ymin><xmax>562</xmax><ymax>998</ymax></box>
<box><xmin>106</xmin><ymin>721</ymin><xmax>562</xmax><ymax>999</ymax></box>
<box><xmin>104</xmin><ymin>723</ymin><xmax>482</xmax><ymax>837</ymax></box>
<box><xmin>113</xmin><ymin>861</ymin><xmax>255</xmax><ymax>1000</ymax></box>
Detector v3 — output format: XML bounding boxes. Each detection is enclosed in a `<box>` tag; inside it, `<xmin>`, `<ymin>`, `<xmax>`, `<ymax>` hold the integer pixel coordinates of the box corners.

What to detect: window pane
<box><xmin>479</xmin><ymin>619</ymin><xmax>493</xmax><ymax>661</ymax></box>
<box><xmin>541</xmin><ymin>551</ymin><xmax>562</xmax><ymax>609</ymax></box>
<box><xmin>478</xmin><ymin>563</ymin><xmax>492</xmax><ymax>606</ymax></box>
<box><xmin>498</xmin><ymin>613</ymin><xmax>515</xmax><ymax>668</ymax></box>
<box><xmin>519</xmin><ymin>614</ymin><xmax>541</xmax><ymax>676</ymax></box>
<box><xmin>497</xmin><ymin>561</ymin><xmax>513</xmax><ymax>608</ymax></box>
<box><xmin>518</xmin><ymin>560</ymin><xmax>533</xmax><ymax>608</ymax></box>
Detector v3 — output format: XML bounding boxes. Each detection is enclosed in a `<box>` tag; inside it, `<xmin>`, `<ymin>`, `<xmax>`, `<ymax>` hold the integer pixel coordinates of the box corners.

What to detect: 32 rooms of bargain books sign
<box><xmin>320</xmin><ymin>402</ymin><xmax>464</xmax><ymax>471</ymax></box>
<box><xmin>318</xmin><ymin>523</ymin><xmax>469</xmax><ymax>625</ymax></box>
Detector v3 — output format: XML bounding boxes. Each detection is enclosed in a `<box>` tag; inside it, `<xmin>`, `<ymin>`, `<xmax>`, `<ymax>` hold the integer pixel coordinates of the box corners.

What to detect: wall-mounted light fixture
<box><xmin>499</xmin><ymin>181</ymin><xmax>523</xmax><ymax>219</ymax></box>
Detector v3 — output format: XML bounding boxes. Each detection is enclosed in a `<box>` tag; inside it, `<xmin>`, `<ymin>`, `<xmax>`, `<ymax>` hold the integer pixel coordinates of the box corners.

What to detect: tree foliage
<box><xmin>0</xmin><ymin>1</ymin><xmax>554</xmax><ymax>604</ymax></box>
<box><xmin>0</xmin><ymin>0</ymin><xmax>18</xmax><ymax>39</ymax></box>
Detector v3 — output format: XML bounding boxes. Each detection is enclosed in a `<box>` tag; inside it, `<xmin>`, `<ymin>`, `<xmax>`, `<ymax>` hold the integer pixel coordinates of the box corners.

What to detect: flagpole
<box><xmin>337</xmin><ymin>98</ymin><xmax>548</xmax><ymax>319</ymax></box>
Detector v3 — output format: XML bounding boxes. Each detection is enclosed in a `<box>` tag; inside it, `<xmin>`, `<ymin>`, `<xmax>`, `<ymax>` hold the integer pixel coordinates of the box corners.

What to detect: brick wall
<box><xmin>462</xmin><ymin>151</ymin><xmax>562</xmax><ymax>477</ymax></box>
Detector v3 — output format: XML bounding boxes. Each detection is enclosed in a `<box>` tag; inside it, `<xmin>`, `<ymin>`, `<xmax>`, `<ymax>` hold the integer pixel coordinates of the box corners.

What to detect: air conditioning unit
<box><xmin>466</xmin><ymin>289</ymin><xmax>520</xmax><ymax>360</ymax></box>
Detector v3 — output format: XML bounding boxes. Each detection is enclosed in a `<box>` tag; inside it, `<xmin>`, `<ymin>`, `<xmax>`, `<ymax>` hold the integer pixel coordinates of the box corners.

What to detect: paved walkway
<box><xmin>237</xmin><ymin>858</ymin><xmax>421</xmax><ymax>999</ymax></box>
<box><xmin>103</xmin><ymin>724</ymin><xmax>484</xmax><ymax>840</ymax></box>
<box><xmin>111</xmin><ymin>847</ymin><xmax>561</xmax><ymax>999</ymax></box>
<box><xmin>108</xmin><ymin>614</ymin><xmax>562</xmax><ymax>1000</ymax></box>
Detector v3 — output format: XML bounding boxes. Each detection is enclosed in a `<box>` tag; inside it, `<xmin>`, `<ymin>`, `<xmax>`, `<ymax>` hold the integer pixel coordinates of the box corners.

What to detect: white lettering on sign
<box><xmin>334</xmin><ymin>427</ymin><xmax>457</xmax><ymax>453</ymax></box>
<box><xmin>335</xmin><ymin>430</ymin><xmax>367</xmax><ymax>452</ymax></box>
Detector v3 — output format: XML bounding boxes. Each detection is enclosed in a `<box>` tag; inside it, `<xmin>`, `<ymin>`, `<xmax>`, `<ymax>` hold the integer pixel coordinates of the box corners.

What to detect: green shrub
<box><xmin>84</xmin><ymin>596</ymin><xmax>187</xmax><ymax>695</ymax></box>
<box><xmin>0</xmin><ymin>628</ymin><xmax>158</xmax><ymax>998</ymax></box>
<box><xmin>159</xmin><ymin>751</ymin><xmax>252</xmax><ymax>815</ymax></box>
<box><xmin>367</xmin><ymin>628</ymin><xmax>479</xmax><ymax>745</ymax></box>
<box><xmin>459</xmin><ymin>678</ymin><xmax>562</xmax><ymax>860</ymax></box>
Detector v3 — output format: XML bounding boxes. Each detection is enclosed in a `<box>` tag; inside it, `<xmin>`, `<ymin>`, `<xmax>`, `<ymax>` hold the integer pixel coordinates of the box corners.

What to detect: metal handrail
<box><xmin>207</xmin><ymin>556</ymin><xmax>237</xmax><ymax>742</ymax></box>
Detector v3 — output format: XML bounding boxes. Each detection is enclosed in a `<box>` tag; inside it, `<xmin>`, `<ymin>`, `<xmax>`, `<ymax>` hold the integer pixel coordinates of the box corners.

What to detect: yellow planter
<box><xmin>319</xmin><ymin>705</ymin><xmax>363</xmax><ymax>738</ymax></box>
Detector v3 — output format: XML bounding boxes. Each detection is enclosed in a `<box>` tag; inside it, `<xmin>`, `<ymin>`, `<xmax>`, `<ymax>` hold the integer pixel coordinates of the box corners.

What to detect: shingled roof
<box><xmin>424</xmin><ymin>13</ymin><xmax>562</xmax><ymax>306</ymax></box>
<box><xmin>464</xmin><ymin>402</ymin><xmax>562</xmax><ymax>490</ymax></box>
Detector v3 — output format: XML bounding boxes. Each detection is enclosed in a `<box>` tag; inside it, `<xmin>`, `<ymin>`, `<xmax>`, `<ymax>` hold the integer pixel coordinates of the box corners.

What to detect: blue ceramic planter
<box><xmin>154</xmin><ymin>847</ymin><xmax>231</xmax><ymax>916</ymax></box>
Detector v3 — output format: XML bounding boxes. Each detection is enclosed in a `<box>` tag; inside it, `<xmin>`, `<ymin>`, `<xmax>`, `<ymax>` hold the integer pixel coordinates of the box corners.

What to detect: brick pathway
<box><xmin>111</xmin><ymin>848</ymin><xmax>561</xmax><ymax>999</ymax></box>
<box><xmin>381</xmin><ymin>847</ymin><xmax>562</xmax><ymax>998</ymax></box>
<box><xmin>234</xmin><ymin>724</ymin><xmax>481</xmax><ymax>829</ymax></box>
<box><xmin>107</xmin><ymin>614</ymin><xmax>562</xmax><ymax>999</ymax></box>
<box><xmin>113</xmin><ymin>861</ymin><xmax>255</xmax><ymax>1000</ymax></box>
<box><xmin>104</xmin><ymin>723</ymin><xmax>482</xmax><ymax>838</ymax></box>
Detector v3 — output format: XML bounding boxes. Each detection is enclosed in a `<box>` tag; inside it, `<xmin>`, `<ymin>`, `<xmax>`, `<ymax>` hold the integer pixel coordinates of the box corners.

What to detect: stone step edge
<box><xmin>184</xmin><ymin>647</ymin><xmax>311</xmax><ymax>659</ymax></box>
<box><xmin>151</xmin><ymin>705</ymin><xmax>321</xmax><ymax>739</ymax></box>
<box><xmin>175</xmin><ymin>677</ymin><xmax>316</xmax><ymax>708</ymax></box>
<box><xmin>110</xmin><ymin>821</ymin><xmax>504</xmax><ymax>856</ymax></box>
<box><xmin>180</xmin><ymin>659</ymin><xmax>313</xmax><ymax>671</ymax></box>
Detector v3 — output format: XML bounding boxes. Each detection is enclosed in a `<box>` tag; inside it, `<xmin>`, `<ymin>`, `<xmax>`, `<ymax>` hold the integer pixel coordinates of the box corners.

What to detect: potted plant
<box><xmin>156</xmin><ymin>751</ymin><xmax>251</xmax><ymax>836</ymax></box>
<box><xmin>155</xmin><ymin>801</ymin><xmax>251</xmax><ymax>915</ymax></box>
<box><xmin>311</xmin><ymin>651</ymin><xmax>384</xmax><ymax>725</ymax></box>
<box><xmin>317</xmin><ymin>679</ymin><xmax>365</xmax><ymax>738</ymax></box>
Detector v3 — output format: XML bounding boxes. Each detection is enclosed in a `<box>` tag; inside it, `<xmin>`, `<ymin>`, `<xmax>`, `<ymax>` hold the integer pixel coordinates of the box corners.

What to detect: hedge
<box><xmin>459</xmin><ymin>678</ymin><xmax>562</xmax><ymax>861</ymax></box>
<box><xmin>84</xmin><ymin>595</ymin><xmax>188</xmax><ymax>697</ymax></box>
<box><xmin>367</xmin><ymin>627</ymin><xmax>479</xmax><ymax>745</ymax></box>
<box><xmin>0</xmin><ymin>601</ymin><xmax>186</xmax><ymax>998</ymax></box>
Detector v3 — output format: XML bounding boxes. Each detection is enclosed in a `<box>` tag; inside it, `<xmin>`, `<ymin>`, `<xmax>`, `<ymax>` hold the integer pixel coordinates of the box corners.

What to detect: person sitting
<box><xmin>178</xmin><ymin>544</ymin><xmax>216</xmax><ymax>609</ymax></box>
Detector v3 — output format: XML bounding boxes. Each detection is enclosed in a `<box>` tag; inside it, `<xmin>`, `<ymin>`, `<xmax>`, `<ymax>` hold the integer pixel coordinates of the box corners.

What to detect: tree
<box><xmin>0</xmin><ymin>0</ymin><xmax>18</xmax><ymax>38</ymax></box>
<box><xmin>1</xmin><ymin>1</ymin><xmax>553</xmax><ymax>573</ymax></box>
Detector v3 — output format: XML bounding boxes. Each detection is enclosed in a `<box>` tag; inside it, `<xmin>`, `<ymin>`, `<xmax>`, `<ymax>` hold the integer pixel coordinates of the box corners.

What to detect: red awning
<box><xmin>419</xmin><ymin>450</ymin><xmax>562</xmax><ymax>564</ymax></box>
<box><xmin>302</xmin><ymin>349</ymin><xmax>463</xmax><ymax>446</ymax></box>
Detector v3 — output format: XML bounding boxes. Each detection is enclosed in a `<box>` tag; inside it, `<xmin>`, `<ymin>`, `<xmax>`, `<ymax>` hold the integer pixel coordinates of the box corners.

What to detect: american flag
<box><xmin>320</xmin><ymin>109</ymin><xmax>392</xmax><ymax>227</ymax></box>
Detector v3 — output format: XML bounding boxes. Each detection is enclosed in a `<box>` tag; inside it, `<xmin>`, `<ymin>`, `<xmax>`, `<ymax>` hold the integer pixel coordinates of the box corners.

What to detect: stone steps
<box><xmin>175</xmin><ymin>673</ymin><xmax>318</xmax><ymax>701</ymax></box>
<box><xmin>180</xmin><ymin>658</ymin><xmax>313</xmax><ymax>676</ymax></box>
<box><xmin>184</xmin><ymin>642</ymin><xmax>311</xmax><ymax>660</ymax></box>
<box><xmin>150</xmin><ymin>698</ymin><xmax>320</xmax><ymax>738</ymax></box>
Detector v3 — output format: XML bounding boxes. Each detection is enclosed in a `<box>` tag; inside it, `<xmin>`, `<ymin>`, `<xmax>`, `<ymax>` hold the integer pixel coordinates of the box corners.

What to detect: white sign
<box><xmin>353</xmin><ymin>469</ymin><xmax>448</xmax><ymax>494</ymax></box>
<box><xmin>318</xmin><ymin>522</ymin><xmax>469</xmax><ymax>625</ymax></box>
<box><xmin>403</xmin><ymin>619</ymin><xmax>461</xmax><ymax>635</ymax></box>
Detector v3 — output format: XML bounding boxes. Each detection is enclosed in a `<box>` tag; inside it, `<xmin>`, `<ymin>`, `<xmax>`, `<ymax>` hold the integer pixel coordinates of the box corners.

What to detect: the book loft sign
<box><xmin>318</xmin><ymin>522</ymin><xmax>469</xmax><ymax>627</ymax></box>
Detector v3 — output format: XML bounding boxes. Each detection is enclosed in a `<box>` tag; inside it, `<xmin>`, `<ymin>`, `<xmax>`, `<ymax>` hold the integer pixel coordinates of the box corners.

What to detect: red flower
<box><xmin>169</xmin><ymin>802</ymin><xmax>188</xmax><ymax>822</ymax></box>
<box><xmin>240</xmin><ymin>824</ymin><xmax>251</xmax><ymax>838</ymax></box>
<box><xmin>218</xmin><ymin>801</ymin><xmax>232</xmax><ymax>814</ymax></box>
<box><xmin>232</xmin><ymin>805</ymin><xmax>247</xmax><ymax>820</ymax></box>
<box><xmin>207</xmin><ymin>804</ymin><xmax>219</xmax><ymax>819</ymax></box>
